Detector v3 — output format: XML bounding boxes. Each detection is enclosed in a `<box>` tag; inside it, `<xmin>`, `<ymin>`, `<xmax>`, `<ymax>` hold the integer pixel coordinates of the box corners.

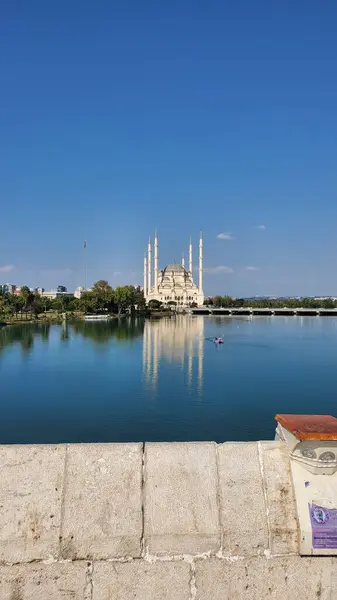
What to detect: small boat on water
<box><xmin>206</xmin><ymin>336</ymin><xmax>224</xmax><ymax>344</ymax></box>
<box><xmin>84</xmin><ymin>314</ymin><xmax>110</xmax><ymax>321</ymax></box>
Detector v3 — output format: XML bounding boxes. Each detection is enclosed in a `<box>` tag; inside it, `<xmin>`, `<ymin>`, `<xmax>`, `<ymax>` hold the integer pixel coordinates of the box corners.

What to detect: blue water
<box><xmin>1</xmin><ymin>316</ymin><xmax>337</xmax><ymax>444</ymax></box>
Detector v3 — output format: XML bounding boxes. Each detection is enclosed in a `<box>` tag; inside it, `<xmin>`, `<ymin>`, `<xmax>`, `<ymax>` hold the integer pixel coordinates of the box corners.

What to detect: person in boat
<box><xmin>214</xmin><ymin>337</ymin><xmax>223</xmax><ymax>344</ymax></box>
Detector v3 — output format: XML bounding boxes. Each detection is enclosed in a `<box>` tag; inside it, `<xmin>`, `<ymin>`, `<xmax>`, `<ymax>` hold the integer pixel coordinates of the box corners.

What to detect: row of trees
<box><xmin>79</xmin><ymin>281</ymin><xmax>146</xmax><ymax>315</ymax></box>
<box><xmin>205</xmin><ymin>296</ymin><xmax>337</xmax><ymax>309</ymax></box>
<box><xmin>0</xmin><ymin>286</ymin><xmax>68</xmax><ymax>320</ymax></box>
<box><xmin>3</xmin><ymin>284</ymin><xmax>337</xmax><ymax>321</ymax></box>
<box><xmin>0</xmin><ymin>281</ymin><xmax>147</xmax><ymax>321</ymax></box>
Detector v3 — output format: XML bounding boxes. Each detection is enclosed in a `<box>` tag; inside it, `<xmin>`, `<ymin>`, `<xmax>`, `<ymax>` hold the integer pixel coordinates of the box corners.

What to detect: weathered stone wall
<box><xmin>0</xmin><ymin>441</ymin><xmax>335</xmax><ymax>599</ymax></box>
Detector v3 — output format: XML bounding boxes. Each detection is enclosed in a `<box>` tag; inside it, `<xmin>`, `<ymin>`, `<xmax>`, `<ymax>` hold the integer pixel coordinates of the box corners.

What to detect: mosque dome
<box><xmin>163</xmin><ymin>263</ymin><xmax>186</xmax><ymax>274</ymax></box>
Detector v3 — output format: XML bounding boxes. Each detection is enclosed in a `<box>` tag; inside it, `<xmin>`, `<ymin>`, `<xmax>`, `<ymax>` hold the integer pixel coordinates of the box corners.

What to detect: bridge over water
<box><xmin>191</xmin><ymin>306</ymin><xmax>337</xmax><ymax>316</ymax></box>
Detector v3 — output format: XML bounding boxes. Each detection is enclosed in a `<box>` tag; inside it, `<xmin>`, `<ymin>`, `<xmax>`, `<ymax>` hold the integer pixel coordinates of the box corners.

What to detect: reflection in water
<box><xmin>3</xmin><ymin>316</ymin><xmax>337</xmax><ymax>444</ymax></box>
<box><xmin>198</xmin><ymin>332</ymin><xmax>204</xmax><ymax>394</ymax></box>
<box><xmin>71</xmin><ymin>318</ymin><xmax>144</xmax><ymax>345</ymax></box>
<box><xmin>61</xmin><ymin>321</ymin><xmax>69</xmax><ymax>342</ymax></box>
<box><xmin>0</xmin><ymin>323</ymin><xmax>51</xmax><ymax>357</ymax></box>
<box><xmin>0</xmin><ymin>318</ymin><xmax>145</xmax><ymax>356</ymax></box>
<box><xmin>142</xmin><ymin>316</ymin><xmax>204</xmax><ymax>395</ymax></box>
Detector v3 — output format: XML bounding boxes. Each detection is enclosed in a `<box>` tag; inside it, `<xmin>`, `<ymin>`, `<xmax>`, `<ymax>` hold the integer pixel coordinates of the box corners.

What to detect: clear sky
<box><xmin>1</xmin><ymin>1</ymin><xmax>337</xmax><ymax>296</ymax></box>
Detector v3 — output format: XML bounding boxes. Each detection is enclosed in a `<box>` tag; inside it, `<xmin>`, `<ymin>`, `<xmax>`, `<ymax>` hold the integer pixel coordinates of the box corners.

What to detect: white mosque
<box><xmin>143</xmin><ymin>231</ymin><xmax>204</xmax><ymax>307</ymax></box>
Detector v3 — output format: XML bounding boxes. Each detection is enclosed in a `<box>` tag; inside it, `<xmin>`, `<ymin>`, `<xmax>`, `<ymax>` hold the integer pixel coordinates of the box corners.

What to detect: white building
<box><xmin>74</xmin><ymin>286</ymin><xmax>84</xmax><ymax>299</ymax></box>
<box><xmin>143</xmin><ymin>232</ymin><xmax>204</xmax><ymax>307</ymax></box>
<box><xmin>40</xmin><ymin>290</ymin><xmax>74</xmax><ymax>300</ymax></box>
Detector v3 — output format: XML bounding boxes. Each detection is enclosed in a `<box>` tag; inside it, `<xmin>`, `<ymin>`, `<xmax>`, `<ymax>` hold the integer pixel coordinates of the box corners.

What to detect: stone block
<box><xmin>217</xmin><ymin>442</ymin><xmax>268</xmax><ymax>555</ymax></box>
<box><xmin>60</xmin><ymin>443</ymin><xmax>143</xmax><ymax>559</ymax></box>
<box><xmin>0</xmin><ymin>445</ymin><xmax>65</xmax><ymax>563</ymax></box>
<box><xmin>92</xmin><ymin>560</ymin><xmax>190</xmax><ymax>600</ymax></box>
<box><xmin>0</xmin><ymin>562</ymin><xmax>87</xmax><ymax>600</ymax></box>
<box><xmin>144</xmin><ymin>442</ymin><xmax>220</xmax><ymax>554</ymax></box>
<box><xmin>260</xmin><ymin>441</ymin><xmax>298</xmax><ymax>554</ymax></box>
<box><xmin>195</xmin><ymin>556</ymin><xmax>334</xmax><ymax>599</ymax></box>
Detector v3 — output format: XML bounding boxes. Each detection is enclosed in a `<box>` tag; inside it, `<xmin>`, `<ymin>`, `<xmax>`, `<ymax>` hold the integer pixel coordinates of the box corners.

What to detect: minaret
<box><xmin>182</xmin><ymin>254</ymin><xmax>185</xmax><ymax>269</ymax></box>
<box><xmin>148</xmin><ymin>238</ymin><xmax>152</xmax><ymax>294</ymax></box>
<box><xmin>199</xmin><ymin>231</ymin><xmax>203</xmax><ymax>296</ymax></box>
<box><xmin>154</xmin><ymin>230</ymin><xmax>158</xmax><ymax>292</ymax></box>
<box><xmin>143</xmin><ymin>254</ymin><xmax>147</xmax><ymax>299</ymax></box>
<box><xmin>189</xmin><ymin>237</ymin><xmax>192</xmax><ymax>275</ymax></box>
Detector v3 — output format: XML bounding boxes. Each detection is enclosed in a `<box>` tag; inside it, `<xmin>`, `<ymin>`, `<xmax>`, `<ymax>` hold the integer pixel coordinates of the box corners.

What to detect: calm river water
<box><xmin>1</xmin><ymin>316</ymin><xmax>337</xmax><ymax>444</ymax></box>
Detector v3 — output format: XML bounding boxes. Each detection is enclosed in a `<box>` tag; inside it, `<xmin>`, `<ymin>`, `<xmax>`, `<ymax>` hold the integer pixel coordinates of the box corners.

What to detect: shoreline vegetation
<box><xmin>0</xmin><ymin>281</ymin><xmax>174</xmax><ymax>327</ymax></box>
<box><xmin>204</xmin><ymin>295</ymin><xmax>337</xmax><ymax>309</ymax></box>
<box><xmin>0</xmin><ymin>310</ymin><xmax>173</xmax><ymax>327</ymax></box>
<box><xmin>2</xmin><ymin>282</ymin><xmax>337</xmax><ymax>328</ymax></box>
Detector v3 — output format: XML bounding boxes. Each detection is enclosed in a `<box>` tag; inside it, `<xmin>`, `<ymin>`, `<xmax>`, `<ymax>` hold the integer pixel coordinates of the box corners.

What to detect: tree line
<box><xmin>79</xmin><ymin>281</ymin><xmax>146</xmax><ymax>315</ymax></box>
<box><xmin>205</xmin><ymin>296</ymin><xmax>337</xmax><ymax>309</ymax></box>
<box><xmin>0</xmin><ymin>286</ymin><xmax>60</xmax><ymax>320</ymax></box>
<box><xmin>0</xmin><ymin>280</ymin><xmax>146</xmax><ymax>321</ymax></box>
<box><xmin>3</xmin><ymin>284</ymin><xmax>336</xmax><ymax>322</ymax></box>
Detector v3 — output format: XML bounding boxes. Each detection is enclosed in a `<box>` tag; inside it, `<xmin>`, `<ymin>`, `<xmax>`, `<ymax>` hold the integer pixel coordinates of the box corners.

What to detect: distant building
<box><xmin>41</xmin><ymin>290</ymin><xmax>73</xmax><ymax>300</ymax></box>
<box><xmin>57</xmin><ymin>285</ymin><xmax>67</xmax><ymax>293</ymax></box>
<box><xmin>0</xmin><ymin>283</ymin><xmax>16</xmax><ymax>294</ymax></box>
<box><xmin>40</xmin><ymin>290</ymin><xmax>58</xmax><ymax>300</ymax></box>
<box><xmin>35</xmin><ymin>287</ymin><xmax>45</xmax><ymax>295</ymax></box>
<box><xmin>74</xmin><ymin>286</ymin><xmax>84</xmax><ymax>299</ymax></box>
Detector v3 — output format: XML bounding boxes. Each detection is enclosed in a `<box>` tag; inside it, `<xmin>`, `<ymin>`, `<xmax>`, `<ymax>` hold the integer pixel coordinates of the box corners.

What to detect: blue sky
<box><xmin>1</xmin><ymin>1</ymin><xmax>337</xmax><ymax>296</ymax></box>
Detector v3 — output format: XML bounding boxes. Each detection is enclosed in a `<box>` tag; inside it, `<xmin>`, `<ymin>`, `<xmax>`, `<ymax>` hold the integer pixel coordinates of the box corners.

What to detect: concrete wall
<box><xmin>0</xmin><ymin>441</ymin><xmax>335</xmax><ymax>599</ymax></box>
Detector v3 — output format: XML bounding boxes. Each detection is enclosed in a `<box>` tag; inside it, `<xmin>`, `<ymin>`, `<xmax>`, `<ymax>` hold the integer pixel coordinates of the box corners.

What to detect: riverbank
<box><xmin>0</xmin><ymin>309</ymin><xmax>174</xmax><ymax>327</ymax></box>
<box><xmin>0</xmin><ymin>311</ymin><xmax>83</xmax><ymax>326</ymax></box>
<box><xmin>0</xmin><ymin>439</ymin><xmax>334</xmax><ymax>599</ymax></box>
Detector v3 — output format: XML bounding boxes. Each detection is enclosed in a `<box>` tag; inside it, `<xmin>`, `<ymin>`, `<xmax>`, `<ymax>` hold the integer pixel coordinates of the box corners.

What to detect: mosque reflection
<box><xmin>142</xmin><ymin>316</ymin><xmax>204</xmax><ymax>393</ymax></box>
<box><xmin>0</xmin><ymin>319</ymin><xmax>205</xmax><ymax>389</ymax></box>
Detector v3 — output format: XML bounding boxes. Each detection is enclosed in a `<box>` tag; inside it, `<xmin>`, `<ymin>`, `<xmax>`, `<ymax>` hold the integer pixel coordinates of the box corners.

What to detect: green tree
<box><xmin>40</xmin><ymin>296</ymin><xmax>52</xmax><ymax>315</ymax></box>
<box><xmin>0</xmin><ymin>293</ymin><xmax>5</xmax><ymax>318</ymax></box>
<box><xmin>213</xmin><ymin>296</ymin><xmax>223</xmax><ymax>307</ymax></box>
<box><xmin>20</xmin><ymin>286</ymin><xmax>34</xmax><ymax>319</ymax></box>
<box><xmin>92</xmin><ymin>280</ymin><xmax>112</xmax><ymax>296</ymax></box>
<box><xmin>133</xmin><ymin>286</ymin><xmax>146</xmax><ymax>311</ymax></box>
<box><xmin>114</xmin><ymin>286</ymin><xmax>133</xmax><ymax>315</ymax></box>
<box><xmin>31</xmin><ymin>294</ymin><xmax>43</xmax><ymax>317</ymax></box>
<box><xmin>52</xmin><ymin>295</ymin><xmax>74</xmax><ymax>314</ymax></box>
<box><xmin>92</xmin><ymin>280</ymin><xmax>115</xmax><ymax>312</ymax></box>
<box><xmin>12</xmin><ymin>295</ymin><xmax>24</xmax><ymax>318</ymax></box>
<box><xmin>0</xmin><ymin>292</ymin><xmax>12</xmax><ymax>319</ymax></box>
<box><xmin>148</xmin><ymin>299</ymin><xmax>162</xmax><ymax>310</ymax></box>
<box><xmin>221</xmin><ymin>296</ymin><xmax>233</xmax><ymax>307</ymax></box>
<box><xmin>322</xmin><ymin>298</ymin><xmax>336</xmax><ymax>309</ymax></box>
<box><xmin>233</xmin><ymin>297</ymin><xmax>245</xmax><ymax>307</ymax></box>
<box><xmin>79</xmin><ymin>291</ymin><xmax>96</xmax><ymax>314</ymax></box>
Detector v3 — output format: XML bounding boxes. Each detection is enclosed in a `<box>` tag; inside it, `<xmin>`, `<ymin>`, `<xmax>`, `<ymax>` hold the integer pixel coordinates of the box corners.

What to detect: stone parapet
<box><xmin>0</xmin><ymin>441</ymin><xmax>335</xmax><ymax>599</ymax></box>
